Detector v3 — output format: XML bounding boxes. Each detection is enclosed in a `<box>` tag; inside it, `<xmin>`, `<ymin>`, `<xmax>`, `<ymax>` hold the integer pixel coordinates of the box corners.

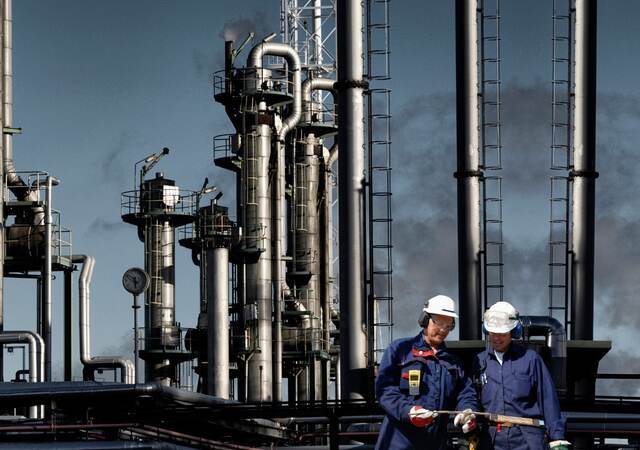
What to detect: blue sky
<box><xmin>4</xmin><ymin>1</ymin><xmax>640</xmax><ymax>395</ymax></box>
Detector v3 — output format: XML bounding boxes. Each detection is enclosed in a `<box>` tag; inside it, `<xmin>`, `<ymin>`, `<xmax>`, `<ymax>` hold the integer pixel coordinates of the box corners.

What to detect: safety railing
<box><xmin>121</xmin><ymin>188</ymin><xmax>198</xmax><ymax>217</ymax></box>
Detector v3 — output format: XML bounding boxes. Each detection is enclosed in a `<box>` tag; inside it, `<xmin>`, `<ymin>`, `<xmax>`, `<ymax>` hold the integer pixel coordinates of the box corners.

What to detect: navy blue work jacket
<box><xmin>473</xmin><ymin>343</ymin><xmax>566</xmax><ymax>450</ymax></box>
<box><xmin>375</xmin><ymin>332</ymin><xmax>479</xmax><ymax>450</ymax></box>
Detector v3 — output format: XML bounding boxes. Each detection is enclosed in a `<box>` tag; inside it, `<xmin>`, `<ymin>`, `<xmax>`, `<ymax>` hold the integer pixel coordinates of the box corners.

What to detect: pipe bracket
<box><xmin>334</xmin><ymin>79</ymin><xmax>370</xmax><ymax>90</ymax></box>
<box><xmin>453</xmin><ymin>170</ymin><xmax>483</xmax><ymax>179</ymax></box>
<box><xmin>569</xmin><ymin>169</ymin><xmax>599</xmax><ymax>179</ymax></box>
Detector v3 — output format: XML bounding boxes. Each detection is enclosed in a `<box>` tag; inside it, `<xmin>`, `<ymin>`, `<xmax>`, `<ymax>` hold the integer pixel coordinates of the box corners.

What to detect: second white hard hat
<box><xmin>483</xmin><ymin>301</ymin><xmax>519</xmax><ymax>333</ymax></box>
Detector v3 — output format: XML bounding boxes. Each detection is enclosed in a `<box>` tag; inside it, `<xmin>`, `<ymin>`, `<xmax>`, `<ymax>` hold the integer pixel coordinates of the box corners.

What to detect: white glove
<box><xmin>453</xmin><ymin>408</ymin><xmax>477</xmax><ymax>433</ymax></box>
<box><xmin>549</xmin><ymin>440</ymin><xmax>571</xmax><ymax>450</ymax></box>
<box><xmin>409</xmin><ymin>406</ymin><xmax>439</xmax><ymax>427</ymax></box>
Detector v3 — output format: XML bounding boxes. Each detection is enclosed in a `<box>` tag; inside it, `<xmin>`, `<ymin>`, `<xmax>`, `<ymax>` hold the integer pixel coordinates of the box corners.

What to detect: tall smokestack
<box><xmin>337</xmin><ymin>0</ymin><xmax>368</xmax><ymax>400</ymax></box>
<box><xmin>455</xmin><ymin>0</ymin><xmax>482</xmax><ymax>339</ymax></box>
<box><xmin>571</xmin><ymin>0</ymin><xmax>597</xmax><ymax>341</ymax></box>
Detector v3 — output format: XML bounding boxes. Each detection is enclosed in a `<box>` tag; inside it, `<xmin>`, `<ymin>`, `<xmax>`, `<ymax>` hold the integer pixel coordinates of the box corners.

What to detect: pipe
<box><xmin>247</xmin><ymin>40</ymin><xmax>302</xmax><ymax>402</ymax></box>
<box><xmin>336</xmin><ymin>0</ymin><xmax>368</xmax><ymax>400</ymax></box>
<box><xmin>302</xmin><ymin>77</ymin><xmax>336</xmax><ymax>124</ymax></box>
<box><xmin>0</xmin><ymin>331</ymin><xmax>44</xmax><ymax>418</ymax></box>
<box><xmin>571</xmin><ymin>0</ymin><xmax>597</xmax><ymax>341</ymax></box>
<box><xmin>0</xmin><ymin>0</ymin><xmax>3</xmax><ymax>383</ymax></box>
<box><xmin>73</xmin><ymin>255</ymin><xmax>135</xmax><ymax>384</ymax></box>
<box><xmin>207</xmin><ymin>246</ymin><xmax>230</xmax><ymax>399</ymax></box>
<box><xmin>2</xmin><ymin>0</ymin><xmax>41</xmax><ymax>219</ymax></box>
<box><xmin>520</xmin><ymin>316</ymin><xmax>567</xmax><ymax>392</ymax></box>
<box><xmin>247</xmin><ymin>41</ymin><xmax>302</xmax><ymax>142</ymax></box>
<box><xmin>455</xmin><ymin>0</ymin><xmax>482</xmax><ymax>339</ymax></box>
<box><xmin>44</xmin><ymin>176</ymin><xmax>53</xmax><ymax>381</ymax></box>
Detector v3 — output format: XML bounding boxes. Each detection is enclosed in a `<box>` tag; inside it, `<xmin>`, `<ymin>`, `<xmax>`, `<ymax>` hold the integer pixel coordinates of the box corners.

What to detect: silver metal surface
<box><xmin>337</xmin><ymin>0</ymin><xmax>368</xmax><ymax>400</ymax></box>
<box><xmin>571</xmin><ymin>0</ymin><xmax>597</xmax><ymax>341</ymax></box>
<box><xmin>302</xmin><ymin>77</ymin><xmax>336</xmax><ymax>123</ymax></box>
<box><xmin>74</xmin><ymin>255</ymin><xmax>134</xmax><ymax>384</ymax></box>
<box><xmin>207</xmin><ymin>247</ymin><xmax>230</xmax><ymax>398</ymax></box>
<box><xmin>0</xmin><ymin>330</ymin><xmax>44</xmax><ymax>418</ymax></box>
<box><xmin>44</xmin><ymin>177</ymin><xmax>53</xmax><ymax>381</ymax></box>
<box><xmin>455</xmin><ymin>0</ymin><xmax>482</xmax><ymax>339</ymax></box>
<box><xmin>247</xmin><ymin>40</ymin><xmax>302</xmax><ymax>401</ymax></box>
<box><xmin>144</xmin><ymin>220</ymin><xmax>176</xmax><ymax>385</ymax></box>
<box><xmin>243</xmin><ymin>124</ymin><xmax>273</xmax><ymax>401</ymax></box>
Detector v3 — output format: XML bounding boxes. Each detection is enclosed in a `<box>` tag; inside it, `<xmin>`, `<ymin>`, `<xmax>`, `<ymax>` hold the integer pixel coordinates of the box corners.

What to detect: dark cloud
<box><xmin>86</xmin><ymin>217</ymin><xmax>128</xmax><ymax>237</ymax></box>
<box><xmin>100</xmin><ymin>131</ymin><xmax>135</xmax><ymax>186</ymax></box>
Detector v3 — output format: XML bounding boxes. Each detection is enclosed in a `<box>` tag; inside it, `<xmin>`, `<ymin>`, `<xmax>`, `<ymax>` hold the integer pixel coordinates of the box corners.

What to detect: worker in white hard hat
<box><xmin>473</xmin><ymin>301</ymin><xmax>570</xmax><ymax>450</ymax></box>
<box><xmin>375</xmin><ymin>295</ymin><xmax>479</xmax><ymax>450</ymax></box>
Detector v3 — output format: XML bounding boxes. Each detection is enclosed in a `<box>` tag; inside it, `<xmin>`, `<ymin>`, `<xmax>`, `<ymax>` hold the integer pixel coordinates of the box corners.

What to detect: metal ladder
<box><xmin>366</xmin><ymin>0</ymin><xmax>393</xmax><ymax>368</ymax></box>
<box><xmin>548</xmin><ymin>0</ymin><xmax>574</xmax><ymax>331</ymax></box>
<box><xmin>479</xmin><ymin>0</ymin><xmax>504</xmax><ymax>310</ymax></box>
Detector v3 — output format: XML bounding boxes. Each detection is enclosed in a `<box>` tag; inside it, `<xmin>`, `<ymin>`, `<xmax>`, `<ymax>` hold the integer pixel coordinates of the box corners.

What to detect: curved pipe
<box><xmin>0</xmin><ymin>330</ymin><xmax>44</xmax><ymax>418</ymax></box>
<box><xmin>74</xmin><ymin>255</ymin><xmax>135</xmax><ymax>384</ymax></box>
<box><xmin>302</xmin><ymin>77</ymin><xmax>336</xmax><ymax>124</ymax></box>
<box><xmin>247</xmin><ymin>41</ymin><xmax>301</xmax><ymax>141</ymax></box>
<box><xmin>520</xmin><ymin>315</ymin><xmax>567</xmax><ymax>391</ymax></box>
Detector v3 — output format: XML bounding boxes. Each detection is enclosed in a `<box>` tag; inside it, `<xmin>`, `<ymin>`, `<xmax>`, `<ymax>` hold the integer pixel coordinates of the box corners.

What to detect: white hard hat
<box><xmin>484</xmin><ymin>301</ymin><xmax>519</xmax><ymax>333</ymax></box>
<box><xmin>424</xmin><ymin>295</ymin><xmax>459</xmax><ymax>319</ymax></box>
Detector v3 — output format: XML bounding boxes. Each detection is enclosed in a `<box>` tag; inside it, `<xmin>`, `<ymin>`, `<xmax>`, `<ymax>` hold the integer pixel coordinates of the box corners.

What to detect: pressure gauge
<box><xmin>122</xmin><ymin>267</ymin><xmax>150</xmax><ymax>295</ymax></box>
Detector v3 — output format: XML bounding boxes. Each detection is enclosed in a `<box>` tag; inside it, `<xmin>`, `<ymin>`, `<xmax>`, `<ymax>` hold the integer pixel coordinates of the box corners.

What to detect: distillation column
<box><xmin>455</xmin><ymin>0</ymin><xmax>482</xmax><ymax>339</ymax></box>
<box><xmin>122</xmin><ymin>173</ymin><xmax>195</xmax><ymax>385</ymax></box>
<box><xmin>336</xmin><ymin>0</ymin><xmax>368</xmax><ymax>401</ymax></box>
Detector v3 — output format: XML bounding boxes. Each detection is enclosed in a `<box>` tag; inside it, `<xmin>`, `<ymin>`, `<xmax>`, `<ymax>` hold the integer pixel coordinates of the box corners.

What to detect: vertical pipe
<box><xmin>336</xmin><ymin>0</ymin><xmax>368</xmax><ymax>400</ymax></box>
<box><xmin>44</xmin><ymin>176</ymin><xmax>53</xmax><ymax>381</ymax></box>
<box><xmin>313</xmin><ymin>0</ymin><xmax>323</xmax><ymax>67</ymax></box>
<box><xmin>455</xmin><ymin>0</ymin><xmax>482</xmax><ymax>339</ymax></box>
<box><xmin>64</xmin><ymin>269</ymin><xmax>73</xmax><ymax>381</ymax></box>
<box><xmin>272</xmin><ymin>140</ymin><xmax>284</xmax><ymax>402</ymax></box>
<box><xmin>207</xmin><ymin>247</ymin><xmax>230</xmax><ymax>398</ymax></box>
<box><xmin>571</xmin><ymin>0</ymin><xmax>597</xmax><ymax>341</ymax></box>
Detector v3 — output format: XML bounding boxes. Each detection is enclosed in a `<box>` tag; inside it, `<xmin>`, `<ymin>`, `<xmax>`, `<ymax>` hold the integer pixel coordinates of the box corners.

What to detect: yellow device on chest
<box><xmin>408</xmin><ymin>369</ymin><xmax>421</xmax><ymax>395</ymax></box>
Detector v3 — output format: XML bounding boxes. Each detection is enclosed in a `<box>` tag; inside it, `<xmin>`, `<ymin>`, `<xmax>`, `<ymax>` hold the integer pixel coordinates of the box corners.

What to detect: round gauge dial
<box><xmin>122</xmin><ymin>267</ymin><xmax>150</xmax><ymax>295</ymax></box>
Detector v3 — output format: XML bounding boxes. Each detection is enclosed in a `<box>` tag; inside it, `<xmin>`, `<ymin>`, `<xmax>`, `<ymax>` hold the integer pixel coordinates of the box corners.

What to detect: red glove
<box><xmin>409</xmin><ymin>406</ymin><xmax>438</xmax><ymax>427</ymax></box>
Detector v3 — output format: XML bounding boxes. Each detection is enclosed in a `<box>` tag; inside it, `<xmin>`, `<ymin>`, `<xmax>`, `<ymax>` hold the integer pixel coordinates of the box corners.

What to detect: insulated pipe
<box><xmin>455</xmin><ymin>0</ymin><xmax>482</xmax><ymax>340</ymax></box>
<box><xmin>337</xmin><ymin>0</ymin><xmax>368</xmax><ymax>400</ymax></box>
<box><xmin>571</xmin><ymin>0</ymin><xmax>597</xmax><ymax>341</ymax></box>
<box><xmin>0</xmin><ymin>0</ymin><xmax>4</xmax><ymax>383</ymax></box>
<box><xmin>520</xmin><ymin>316</ymin><xmax>567</xmax><ymax>392</ymax></box>
<box><xmin>302</xmin><ymin>77</ymin><xmax>336</xmax><ymax>124</ymax></box>
<box><xmin>74</xmin><ymin>255</ymin><xmax>134</xmax><ymax>384</ymax></box>
<box><xmin>247</xmin><ymin>41</ymin><xmax>302</xmax><ymax>142</ymax></box>
<box><xmin>247</xmin><ymin>40</ymin><xmax>302</xmax><ymax>402</ymax></box>
<box><xmin>44</xmin><ymin>176</ymin><xmax>54</xmax><ymax>381</ymax></box>
<box><xmin>207</xmin><ymin>247</ymin><xmax>230</xmax><ymax>399</ymax></box>
<box><xmin>0</xmin><ymin>331</ymin><xmax>44</xmax><ymax>418</ymax></box>
<box><xmin>2</xmin><ymin>0</ymin><xmax>41</xmax><ymax>218</ymax></box>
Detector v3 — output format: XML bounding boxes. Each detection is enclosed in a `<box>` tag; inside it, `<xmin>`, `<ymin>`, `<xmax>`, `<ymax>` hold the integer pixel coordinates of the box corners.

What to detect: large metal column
<box><xmin>455</xmin><ymin>0</ymin><xmax>482</xmax><ymax>339</ymax></box>
<box><xmin>0</xmin><ymin>0</ymin><xmax>5</xmax><ymax>382</ymax></box>
<box><xmin>245</xmin><ymin>124</ymin><xmax>273</xmax><ymax>401</ymax></box>
<box><xmin>44</xmin><ymin>177</ymin><xmax>54</xmax><ymax>381</ymax></box>
<box><xmin>571</xmin><ymin>0</ymin><xmax>597</xmax><ymax>341</ymax></box>
<box><xmin>337</xmin><ymin>0</ymin><xmax>368</xmax><ymax>400</ymax></box>
<box><xmin>64</xmin><ymin>269</ymin><xmax>73</xmax><ymax>381</ymax></box>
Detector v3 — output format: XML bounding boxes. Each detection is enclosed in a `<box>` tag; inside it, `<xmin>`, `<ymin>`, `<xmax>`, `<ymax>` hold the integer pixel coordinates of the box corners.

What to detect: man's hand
<box><xmin>409</xmin><ymin>406</ymin><xmax>438</xmax><ymax>427</ymax></box>
<box><xmin>549</xmin><ymin>440</ymin><xmax>571</xmax><ymax>450</ymax></box>
<box><xmin>453</xmin><ymin>408</ymin><xmax>477</xmax><ymax>433</ymax></box>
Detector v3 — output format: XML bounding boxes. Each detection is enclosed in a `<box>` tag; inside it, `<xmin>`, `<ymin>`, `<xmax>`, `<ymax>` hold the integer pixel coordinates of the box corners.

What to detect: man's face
<box><xmin>423</xmin><ymin>313</ymin><xmax>454</xmax><ymax>348</ymax></box>
<box><xmin>489</xmin><ymin>331</ymin><xmax>512</xmax><ymax>353</ymax></box>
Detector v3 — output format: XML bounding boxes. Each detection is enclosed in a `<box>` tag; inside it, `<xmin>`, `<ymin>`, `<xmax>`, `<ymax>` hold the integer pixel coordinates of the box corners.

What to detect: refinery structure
<box><xmin>0</xmin><ymin>0</ymin><xmax>637</xmax><ymax>449</ymax></box>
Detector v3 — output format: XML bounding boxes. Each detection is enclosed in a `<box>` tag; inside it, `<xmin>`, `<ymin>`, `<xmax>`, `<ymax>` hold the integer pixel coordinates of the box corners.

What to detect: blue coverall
<box><xmin>473</xmin><ymin>343</ymin><xmax>567</xmax><ymax>450</ymax></box>
<box><xmin>375</xmin><ymin>332</ymin><xmax>479</xmax><ymax>450</ymax></box>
